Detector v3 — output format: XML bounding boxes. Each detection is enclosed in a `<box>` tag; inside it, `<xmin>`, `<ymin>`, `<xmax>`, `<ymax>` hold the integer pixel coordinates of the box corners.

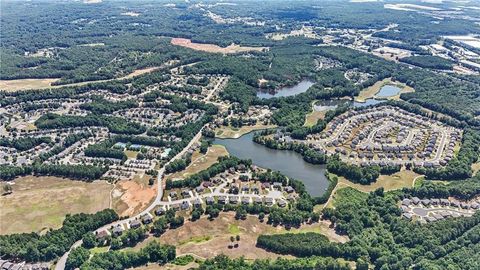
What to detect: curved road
<box><xmin>55</xmin><ymin>128</ymin><xmax>204</xmax><ymax>270</ymax></box>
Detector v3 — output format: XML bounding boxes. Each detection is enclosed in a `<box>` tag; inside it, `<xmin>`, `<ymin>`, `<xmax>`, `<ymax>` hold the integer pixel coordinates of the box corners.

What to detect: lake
<box><xmin>214</xmin><ymin>132</ymin><xmax>329</xmax><ymax>197</ymax></box>
<box><xmin>257</xmin><ymin>79</ymin><xmax>315</xmax><ymax>99</ymax></box>
<box><xmin>376</xmin><ymin>85</ymin><xmax>402</xmax><ymax>98</ymax></box>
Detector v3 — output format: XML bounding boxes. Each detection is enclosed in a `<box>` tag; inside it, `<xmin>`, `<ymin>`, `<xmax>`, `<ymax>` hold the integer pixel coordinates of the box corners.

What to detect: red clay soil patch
<box><xmin>171</xmin><ymin>38</ymin><xmax>267</xmax><ymax>54</ymax></box>
<box><xmin>114</xmin><ymin>180</ymin><xmax>156</xmax><ymax>217</ymax></box>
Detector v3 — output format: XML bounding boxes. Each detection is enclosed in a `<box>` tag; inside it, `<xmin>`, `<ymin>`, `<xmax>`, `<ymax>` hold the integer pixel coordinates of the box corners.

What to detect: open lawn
<box><xmin>215</xmin><ymin>124</ymin><xmax>276</xmax><ymax>139</ymax></box>
<box><xmin>0</xmin><ymin>176</ymin><xmax>111</xmax><ymax>235</ymax></box>
<box><xmin>336</xmin><ymin>170</ymin><xmax>420</xmax><ymax>193</ymax></box>
<box><xmin>129</xmin><ymin>212</ymin><xmax>346</xmax><ymax>261</ymax></box>
<box><xmin>355</xmin><ymin>77</ymin><xmax>414</xmax><ymax>102</ymax></box>
<box><xmin>324</xmin><ymin>170</ymin><xmax>420</xmax><ymax>209</ymax></box>
<box><xmin>304</xmin><ymin>111</ymin><xmax>326</xmax><ymax>127</ymax></box>
<box><xmin>168</xmin><ymin>145</ymin><xmax>229</xmax><ymax>180</ymax></box>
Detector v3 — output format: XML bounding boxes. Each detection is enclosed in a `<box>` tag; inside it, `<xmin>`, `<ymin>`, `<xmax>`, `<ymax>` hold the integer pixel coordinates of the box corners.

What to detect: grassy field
<box><xmin>472</xmin><ymin>161</ymin><xmax>480</xmax><ymax>176</ymax></box>
<box><xmin>323</xmin><ymin>170</ymin><xmax>420</xmax><ymax>209</ymax></box>
<box><xmin>168</xmin><ymin>145</ymin><xmax>229</xmax><ymax>180</ymax></box>
<box><xmin>0</xmin><ymin>176</ymin><xmax>112</xmax><ymax>235</ymax></box>
<box><xmin>336</xmin><ymin>170</ymin><xmax>420</xmax><ymax>193</ymax></box>
<box><xmin>304</xmin><ymin>110</ymin><xmax>326</xmax><ymax>127</ymax></box>
<box><xmin>215</xmin><ymin>124</ymin><xmax>276</xmax><ymax>139</ymax></box>
<box><xmin>327</xmin><ymin>187</ymin><xmax>368</xmax><ymax>209</ymax></box>
<box><xmin>355</xmin><ymin>77</ymin><xmax>414</xmax><ymax>102</ymax></box>
<box><xmin>128</xmin><ymin>212</ymin><xmax>346</xmax><ymax>261</ymax></box>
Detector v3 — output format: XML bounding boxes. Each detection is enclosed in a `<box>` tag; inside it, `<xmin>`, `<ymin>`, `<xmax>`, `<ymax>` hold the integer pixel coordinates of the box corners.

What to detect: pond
<box><xmin>214</xmin><ymin>132</ymin><xmax>329</xmax><ymax>197</ymax></box>
<box><xmin>376</xmin><ymin>85</ymin><xmax>402</xmax><ymax>98</ymax></box>
<box><xmin>353</xmin><ymin>98</ymin><xmax>386</xmax><ymax>108</ymax></box>
<box><xmin>313</xmin><ymin>99</ymin><xmax>350</xmax><ymax>112</ymax></box>
<box><xmin>257</xmin><ymin>79</ymin><xmax>315</xmax><ymax>99</ymax></box>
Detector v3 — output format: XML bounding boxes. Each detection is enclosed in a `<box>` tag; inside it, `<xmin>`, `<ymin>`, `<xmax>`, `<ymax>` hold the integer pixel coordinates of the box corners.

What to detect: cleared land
<box><xmin>0</xmin><ymin>66</ymin><xmax>161</xmax><ymax>92</ymax></box>
<box><xmin>168</xmin><ymin>145</ymin><xmax>229</xmax><ymax>180</ymax></box>
<box><xmin>472</xmin><ymin>161</ymin><xmax>480</xmax><ymax>176</ymax></box>
<box><xmin>171</xmin><ymin>38</ymin><xmax>268</xmax><ymax>54</ymax></box>
<box><xmin>112</xmin><ymin>174</ymin><xmax>156</xmax><ymax>217</ymax></box>
<box><xmin>0</xmin><ymin>78</ymin><xmax>60</xmax><ymax>92</ymax></box>
<box><xmin>355</xmin><ymin>77</ymin><xmax>414</xmax><ymax>102</ymax></box>
<box><xmin>0</xmin><ymin>176</ymin><xmax>111</xmax><ymax>235</ymax></box>
<box><xmin>215</xmin><ymin>124</ymin><xmax>276</xmax><ymax>139</ymax></box>
<box><xmin>130</xmin><ymin>212</ymin><xmax>346</xmax><ymax>260</ymax></box>
<box><xmin>324</xmin><ymin>170</ymin><xmax>420</xmax><ymax>208</ymax></box>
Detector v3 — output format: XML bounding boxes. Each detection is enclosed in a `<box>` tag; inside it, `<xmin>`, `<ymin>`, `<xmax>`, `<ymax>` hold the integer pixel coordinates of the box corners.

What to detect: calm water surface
<box><xmin>214</xmin><ymin>132</ymin><xmax>329</xmax><ymax>197</ymax></box>
<box><xmin>376</xmin><ymin>85</ymin><xmax>402</xmax><ymax>98</ymax></box>
<box><xmin>257</xmin><ymin>79</ymin><xmax>315</xmax><ymax>99</ymax></box>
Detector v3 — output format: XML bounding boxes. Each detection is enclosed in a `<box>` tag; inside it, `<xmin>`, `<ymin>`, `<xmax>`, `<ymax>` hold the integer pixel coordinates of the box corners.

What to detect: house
<box><xmin>229</xmin><ymin>196</ymin><xmax>239</xmax><ymax>204</ymax></box>
<box><xmin>401</xmin><ymin>198</ymin><xmax>411</xmax><ymax>206</ymax></box>
<box><xmin>277</xmin><ymin>200</ymin><xmax>287</xmax><ymax>208</ymax></box>
<box><xmin>401</xmin><ymin>206</ymin><xmax>409</xmax><ymax>212</ymax></box>
<box><xmin>205</xmin><ymin>197</ymin><xmax>214</xmax><ymax>205</ymax></box>
<box><xmin>285</xmin><ymin>186</ymin><xmax>295</xmax><ymax>193</ymax></box>
<box><xmin>96</xmin><ymin>230</ymin><xmax>110</xmax><ymax>240</ymax></box>
<box><xmin>412</xmin><ymin>197</ymin><xmax>420</xmax><ymax>205</ymax></box>
<box><xmin>181</xmin><ymin>201</ymin><xmax>190</xmax><ymax>210</ymax></box>
<box><xmin>195</xmin><ymin>186</ymin><xmax>205</xmax><ymax>193</ymax></box>
<box><xmin>254</xmin><ymin>197</ymin><xmax>263</xmax><ymax>204</ymax></box>
<box><xmin>181</xmin><ymin>189</ymin><xmax>191</xmax><ymax>198</ymax></box>
<box><xmin>171</xmin><ymin>203</ymin><xmax>181</xmax><ymax>211</ymax></box>
<box><xmin>265</xmin><ymin>197</ymin><xmax>274</xmax><ymax>206</ymax></box>
<box><xmin>142</xmin><ymin>214</ymin><xmax>153</xmax><ymax>224</ymax></box>
<box><xmin>273</xmin><ymin>182</ymin><xmax>282</xmax><ymax>190</ymax></box>
<box><xmin>112</xmin><ymin>225</ymin><xmax>124</xmax><ymax>236</ymax></box>
<box><xmin>402</xmin><ymin>213</ymin><xmax>413</xmax><ymax>220</ymax></box>
<box><xmin>471</xmin><ymin>202</ymin><xmax>479</xmax><ymax>209</ymax></box>
<box><xmin>218</xmin><ymin>196</ymin><xmax>227</xmax><ymax>204</ymax></box>
<box><xmin>155</xmin><ymin>207</ymin><xmax>166</xmax><ymax>216</ymax></box>
<box><xmin>421</xmin><ymin>199</ymin><xmax>431</xmax><ymax>206</ymax></box>
<box><xmin>193</xmin><ymin>199</ymin><xmax>202</xmax><ymax>208</ymax></box>
<box><xmin>241</xmin><ymin>197</ymin><xmax>250</xmax><ymax>204</ymax></box>
<box><xmin>430</xmin><ymin>198</ymin><xmax>440</xmax><ymax>205</ymax></box>
<box><xmin>425</xmin><ymin>216</ymin><xmax>437</xmax><ymax>223</ymax></box>
<box><xmin>440</xmin><ymin>199</ymin><xmax>450</xmax><ymax>206</ymax></box>
<box><xmin>460</xmin><ymin>202</ymin><xmax>470</xmax><ymax>209</ymax></box>
<box><xmin>1</xmin><ymin>262</ymin><xmax>13</xmax><ymax>270</ymax></box>
<box><xmin>261</xmin><ymin>182</ymin><xmax>271</xmax><ymax>189</ymax></box>
<box><xmin>169</xmin><ymin>191</ymin><xmax>177</xmax><ymax>199</ymax></box>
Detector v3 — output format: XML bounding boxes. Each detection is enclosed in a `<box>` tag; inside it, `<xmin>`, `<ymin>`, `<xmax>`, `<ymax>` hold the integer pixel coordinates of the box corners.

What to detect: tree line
<box><xmin>0</xmin><ymin>209</ymin><xmax>118</xmax><ymax>262</ymax></box>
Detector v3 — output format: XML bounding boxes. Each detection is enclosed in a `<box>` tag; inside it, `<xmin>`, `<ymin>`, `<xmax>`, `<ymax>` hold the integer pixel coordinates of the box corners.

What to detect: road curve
<box><xmin>54</xmin><ymin>127</ymin><xmax>205</xmax><ymax>270</ymax></box>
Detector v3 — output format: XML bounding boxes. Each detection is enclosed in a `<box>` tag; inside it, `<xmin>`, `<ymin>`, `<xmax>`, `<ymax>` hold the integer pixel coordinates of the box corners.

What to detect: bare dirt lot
<box><xmin>171</xmin><ymin>38</ymin><xmax>268</xmax><ymax>54</ymax></box>
<box><xmin>0</xmin><ymin>176</ymin><xmax>111</xmax><ymax>235</ymax></box>
<box><xmin>0</xmin><ymin>66</ymin><xmax>161</xmax><ymax>92</ymax></box>
<box><xmin>132</xmin><ymin>212</ymin><xmax>347</xmax><ymax>260</ymax></box>
<box><xmin>112</xmin><ymin>174</ymin><xmax>157</xmax><ymax>217</ymax></box>
<box><xmin>0</xmin><ymin>78</ymin><xmax>60</xmax><ymax>92</ymax></box>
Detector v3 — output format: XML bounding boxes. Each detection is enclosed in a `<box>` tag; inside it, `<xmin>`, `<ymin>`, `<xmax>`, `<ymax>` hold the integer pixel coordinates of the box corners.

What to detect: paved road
<box><xmin>55</xmin><ymin>127</ymin><xmax>205</xmax><ymax>270</ymax></box>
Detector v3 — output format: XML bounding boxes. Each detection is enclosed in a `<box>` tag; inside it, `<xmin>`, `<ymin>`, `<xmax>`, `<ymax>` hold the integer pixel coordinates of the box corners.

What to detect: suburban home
<box><xmin>130</xmin><ymin>220</ymin><xmax>142</xmax><ymax>229</ymax></box>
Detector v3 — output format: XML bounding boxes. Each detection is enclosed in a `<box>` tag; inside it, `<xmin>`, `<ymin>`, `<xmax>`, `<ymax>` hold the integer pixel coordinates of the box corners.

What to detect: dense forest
<box><xmin>257</xmin><ymin>186</ymin><xmax>480</xmax><ymax>269</ymax></box>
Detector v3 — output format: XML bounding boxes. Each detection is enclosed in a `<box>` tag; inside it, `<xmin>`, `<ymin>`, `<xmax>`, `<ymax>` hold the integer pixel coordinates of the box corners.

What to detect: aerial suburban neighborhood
<box><xmin>1</xmin><ymin>0</ymin><xmax>480</xmax><ymax>270</ymax></box>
